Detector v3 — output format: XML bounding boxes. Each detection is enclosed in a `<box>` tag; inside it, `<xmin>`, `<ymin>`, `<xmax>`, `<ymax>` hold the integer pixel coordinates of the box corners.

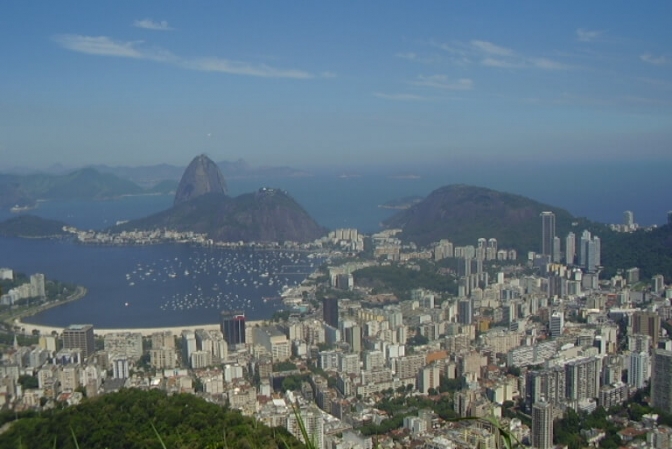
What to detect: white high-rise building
<box><xmin>531</xmin><ymin>401</ymin><xmax>553</xmax><ymax>449</ymax></box>
<box><xmin>552</xmin><ymin>237</ymin><xmax>561</xmax><ymax>263</ymax></box>
<box><xmin>580</xmin><ymin>230</ymin><xmax>591</xmax><ymax>267</ymax></box>
<box><xmin>286</xmin><ymin>406</ymin><xmax>324</xmax><ymax>449</ymax></box>
<box><xmin>30</xmin><ymin>274</ymin><xmax>46</xmax><ymax>297</ymax></box>
<box><xmin>112</xmin><ymin>357</ymin><xmax>130</xmax><ymax>379</ymax></box>
<box><xmin>629</xmin><ymin>351</ymin><xmax>650</xmax><ymax>390</ymax></box>
<box><xmin>565</xmin><ymin>232</ymin><xmax>576</xmax><ymax>265</ymax></box>
<box><xmin>181</xmin><ymin>331</ymin><xmax>197</xmax><ymax>366</ymax></box>
<box><xmin>550</xmin><ymin>311</ymin><xmax>564</xmax><ymax>338</ymax></box>
<box><xmin>653</xmin><ymin>275</ymin><xmax>665</xmax><ymax>294</ymax></box>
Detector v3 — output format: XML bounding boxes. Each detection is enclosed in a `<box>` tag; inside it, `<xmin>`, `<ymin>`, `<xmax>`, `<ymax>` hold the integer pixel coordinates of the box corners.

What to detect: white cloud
<box><xmin>373</xmin><ymin>92</ymin><xmax>428</xmax><ymax>101</ymax></box>
<box><xmin>481</xmin><ymin>57</ymin><xmax>521</xmax><ymax>69</ymax></box>
<box><xmin>641</xmin><ymin>53</ymin><xmax>669</xmax><ymax>65</ymax></box>
<box><xmin>52</xmin><ymin>35</ymin><xmax>145</xmax><ymax>58</ymax></box>
<box><xmin>181</xmin><ymin>58</ymin><xmax>314</xmax><ymax>79</ymax></box>
<box><xmin>134</xmin><ymin>19</ymin><xmax>173</xmax><ymax>31</ymax></box>
<box><xmin>395</xmin><ymin>51</ymin><xmax>440</xmax><ymax>64</ymax></box>
<box><xmin>576</xmin><ymin>28</ymin><xmax>604</xmax><ymax>42</ymax></box>
<box><xmin>53</xmin><ymin>34</ymin><xmax>322</xmax><ymax>79</ymax></box>
<box><xmin>396</xmin><ymin>52</ymin><xmax>418</xmax><ymax>61</ymax></box>
<box><xmin>431</xmin><ymin>38</ymin><xmax>569</xmax><ymax>71</ymax></box>
<box><xmin>639</xmin><ymin>77</ymin><xmax>672</xmax><ymax>90</ymax></box>
<box><xmin>411</xmin><ymin>75</ymin><xmax>473</xmax><ymax>90</ymax></box>
<box><xmin>531</xmin><ymin>58</ymin><xmax>571</xmax><ymax>70</ymax></box>
<box><xmin>470</xmin><ymin>40</ymin><xmax>513</xmax><ymax>56</ymax></box>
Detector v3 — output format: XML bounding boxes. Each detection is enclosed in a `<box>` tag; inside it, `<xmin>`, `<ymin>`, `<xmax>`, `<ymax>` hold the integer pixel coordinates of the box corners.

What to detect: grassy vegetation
<box><xmin>353</xmin><ymin>261</ymin><xmax>457</xmax><ymax>299</ymax></box>
<box><xmin>0</xmin><ymin>389</ymin><xmax>304</xmax><ymax>449</ymax></box>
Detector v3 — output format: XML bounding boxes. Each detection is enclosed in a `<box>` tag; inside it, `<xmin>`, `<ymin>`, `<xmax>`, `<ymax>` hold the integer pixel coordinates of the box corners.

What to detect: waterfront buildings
<box><xmin>62</xmin><ymin>324</ymin><xmax>94</xmax><ymax>359</ymax></box>
<box><xmin>221</xmin><ymin>310</ymin><xmax>246</xmax><ymax>348</ymax></box>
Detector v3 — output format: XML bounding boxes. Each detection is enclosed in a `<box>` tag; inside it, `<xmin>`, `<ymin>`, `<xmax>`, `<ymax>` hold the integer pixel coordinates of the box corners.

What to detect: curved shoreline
<box><xmin>3</xmin><ymin>285</ymin><xmax>88</xmax><ymax>330</ymax></box>
<box><xmin>13</xmin><ymin>319</ymin><xmax>264</xmax><ymax>337</ymax></box>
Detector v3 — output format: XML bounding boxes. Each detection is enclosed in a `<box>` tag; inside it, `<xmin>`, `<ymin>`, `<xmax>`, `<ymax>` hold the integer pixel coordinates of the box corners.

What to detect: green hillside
<box><xmin>0</xmin><ymin>215</ymin><xmax>69</xmax><ymax>238</ymax></box>
<box><xmin>383</xmin><ymin>184</ymin><xmax>596</xmax><ymax>251</ymax></box>
<box><xmin>0</xmin><ymin>389</ymin><xmax>303</xmax><ymax>449</ymax></box>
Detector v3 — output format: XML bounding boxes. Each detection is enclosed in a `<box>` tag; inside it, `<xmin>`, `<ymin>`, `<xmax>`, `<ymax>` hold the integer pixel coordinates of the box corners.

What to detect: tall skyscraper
<box><xmin>344</xmin><ymin>324</ymin><xmax>362</xmax><ymax>353</ymax></box>
<box><xmin>552</xmin><ymin>237</ymin><xmax>561</xmax><ymax>263</ymax></box>
<box><xmin>629</xmin><ymin>351</ymin><xmax>650</xmax><ymax>390</ymax></box>
<box><xmin>565</xmin><ymin>356</ymin><xmax>601</xmax><ymax>401</ymax></box>
<box><xmin>540</xmin><ymin>212</ymin><xmax>556</xmax><ymax>258</ymax></box>
<box><xmin>220</xmin><ymin>310</ymin><xmax>246</xmax><ymax>348</ymax></box>
<box><xmin>550</xmin><ymin>311</ymin><xmax>564</xmax><ymax>338</ymax></box>
<box><xmin>531</xmin><ymin>401</ymin><xmax>553</xmax><ymax>449</ymax></box>
<box><xmin>322</xmin><ymin>297</ymin><xmax>339</xmax><ymax>328</ymax></box>
<box><xmin>458</xmin><ymin>298</ymin><xmax>473</xmax><ymax>325</ymax></box>
<box><xmin>62</xmin><ymin>324</ymin><xmax>95</xmax><ymax>359</ymax></box>
<box><xmin>652</xmin><ymin>349</ymin><xmax>672</xmax><ymax>413</ymax></box>
<box><xmin>632</xmin><ymin>311</ymin><xmax>660</xmax><ymax>348</ymax></box>
<box><xmin>624</xmin><ymin>210</ymin><xmax>634</xmax><ymax>227</ymax></box>
<box><xmin>653</xmin><ymin>274</ymin><xmax>665</xmax><ymax>294</ymax></box>
<box><xmin>286</xmin><ymin>406</ymin><xmax>324</xmax><ymax>449</ymax></box>
<box><xmin>565</xmin><ymin>232</ymin><xmax>576</xmax><ymax>265</ymax></box>
<box><xmin>579</xmin><ymin>230</ymin><xmax>591</xmax><ymax>267</ymax></box>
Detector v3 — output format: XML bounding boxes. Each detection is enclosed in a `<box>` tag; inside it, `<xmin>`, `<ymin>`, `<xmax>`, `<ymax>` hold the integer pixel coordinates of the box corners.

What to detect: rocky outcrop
<box><xmin>117</xmin><ymin>188</ymin><xmax>326</xmax><ymax>243</ymax></box>
<box><xmin>174</xmin><ymin>155</ymin><xmax>228</xmax><ymax>206</ymax></box>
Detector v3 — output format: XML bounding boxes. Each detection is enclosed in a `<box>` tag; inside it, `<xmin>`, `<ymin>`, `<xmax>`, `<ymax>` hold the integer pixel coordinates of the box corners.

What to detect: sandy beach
<box><xmin>13</xmin><ymin>319</ymin><xmax>266</xmax><ymax>337</ymax></box>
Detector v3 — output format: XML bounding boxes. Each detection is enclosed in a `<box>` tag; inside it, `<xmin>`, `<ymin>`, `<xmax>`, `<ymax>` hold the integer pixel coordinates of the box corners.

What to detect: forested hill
<box><xmin>0</xmin><ymin>215</ymin><xmax>70</xmax><ymax>238</ymax></box>
<box><xmin>0</xmin><ymin>389</ymin><xmax>303</xmax><ymax>449</ymax></box>
<box><xmin>383</xmin><ymin>184</ymin><xmax>594</xmax><ymax>250</ymax></box>
<box><xmin>383</xmin><ymin>184</ymin><xmax>672</xmax><ymax>279</ymax></box>
<box><xmin>599</xmin><ymin>223</ymin><xmax>672</xmax><ymax>280</ymax></box>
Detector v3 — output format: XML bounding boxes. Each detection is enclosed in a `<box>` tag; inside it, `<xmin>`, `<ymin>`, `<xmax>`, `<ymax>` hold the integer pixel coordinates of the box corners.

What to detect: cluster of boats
<box><xmin>120</xmin><ymin>249</ymin><xmax>320</xmax><ymax>315</ymax></box>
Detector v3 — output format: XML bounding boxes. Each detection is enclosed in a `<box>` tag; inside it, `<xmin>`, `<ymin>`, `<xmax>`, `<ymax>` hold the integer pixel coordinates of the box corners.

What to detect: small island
<box><xmin>378</xmin><ymin>195</ymin><xmax>424</xmax><ymax>210</ymax></box>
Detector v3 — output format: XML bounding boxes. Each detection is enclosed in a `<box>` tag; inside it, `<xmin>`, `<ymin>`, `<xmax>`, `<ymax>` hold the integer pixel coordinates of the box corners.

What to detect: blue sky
<box><xmin>1</xmin><ymin>1</ymin><xmax>671</xmax><ymax>169</ymax></box>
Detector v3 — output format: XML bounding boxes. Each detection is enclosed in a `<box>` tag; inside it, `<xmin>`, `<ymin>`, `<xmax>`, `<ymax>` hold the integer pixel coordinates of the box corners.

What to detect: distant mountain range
<box><xmin>0</xmin><ymin>159</ymin><xmax>310</xmax><ymax>210</ymax></box>
<box><xmin>0</xmin><ymin>168</ymin><xmax>157</xmax><ymax>210</ymax></box>
<box><xmin>87</xmin><ymin>159</ymin><xmax>310</xmax><ymax>187</ymax></box>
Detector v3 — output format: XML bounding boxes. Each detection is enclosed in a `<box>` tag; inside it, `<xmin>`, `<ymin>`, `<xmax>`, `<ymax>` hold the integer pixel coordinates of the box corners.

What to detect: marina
<box><xmin>0</xmin><ymin>236</ymin><xmax>324</xmax><ymax>328</ymax></box>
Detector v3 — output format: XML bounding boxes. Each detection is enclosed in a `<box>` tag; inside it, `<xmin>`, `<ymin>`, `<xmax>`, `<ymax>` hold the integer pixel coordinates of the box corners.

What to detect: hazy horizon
<box><xmin>1</xmin><ymin>2</ymin><xmax>671</xmax><ymax>169</ymax></box>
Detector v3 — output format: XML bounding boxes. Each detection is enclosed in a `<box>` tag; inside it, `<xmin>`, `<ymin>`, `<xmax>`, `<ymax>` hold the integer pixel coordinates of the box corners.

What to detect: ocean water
<box><xmin>0</xmin><ymin>237</ymin><xmax>321</xmax><ymax>327</ymax></box>
<box><xmin>1</xmin><ymin>161</ymin><xmax>671</xmax><ymax>328</ymax></box>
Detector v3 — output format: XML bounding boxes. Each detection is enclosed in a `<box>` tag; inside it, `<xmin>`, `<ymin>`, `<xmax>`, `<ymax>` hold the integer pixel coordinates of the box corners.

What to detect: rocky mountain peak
<box><xmin>174</xmin><ymin>154</ymin><xmax>228</xmax><ymax>206</ymax></box>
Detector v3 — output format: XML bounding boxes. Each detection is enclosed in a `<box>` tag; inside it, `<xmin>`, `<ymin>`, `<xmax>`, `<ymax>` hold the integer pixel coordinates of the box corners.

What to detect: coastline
<box><xmin>13</xmin><ymin>319</ymin><xmax>266</xmax><ymax>337</ymax></box>
<box><xmin>3</xmin><ymin>285</ymin><xmax>88</xmax><ymax>330</ymax></box>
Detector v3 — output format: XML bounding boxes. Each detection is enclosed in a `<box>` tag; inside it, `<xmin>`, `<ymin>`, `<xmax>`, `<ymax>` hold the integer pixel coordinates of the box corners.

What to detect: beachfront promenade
<box><xmin>9</xmin><ymin>283</ymin><xmax>267</xmax><ymax>337</ymax></box>
<box><xmin>14</xmin><ymin>319</ymin><xmax>265</xmax><ymax>337</ymax></box>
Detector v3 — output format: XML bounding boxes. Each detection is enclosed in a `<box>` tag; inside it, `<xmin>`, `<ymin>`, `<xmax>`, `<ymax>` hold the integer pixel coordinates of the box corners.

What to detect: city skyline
<box><xmin>1</xmin><ymin>2</ymin><xmax>671</xmax><ymax>169</ymax></box>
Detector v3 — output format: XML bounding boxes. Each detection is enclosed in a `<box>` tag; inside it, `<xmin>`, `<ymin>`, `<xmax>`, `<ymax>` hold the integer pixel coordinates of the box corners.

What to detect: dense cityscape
<box><xmin>1</xmin><ymin>210</ymin><xmax>672</xmax><ymax>449</ymax></box>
